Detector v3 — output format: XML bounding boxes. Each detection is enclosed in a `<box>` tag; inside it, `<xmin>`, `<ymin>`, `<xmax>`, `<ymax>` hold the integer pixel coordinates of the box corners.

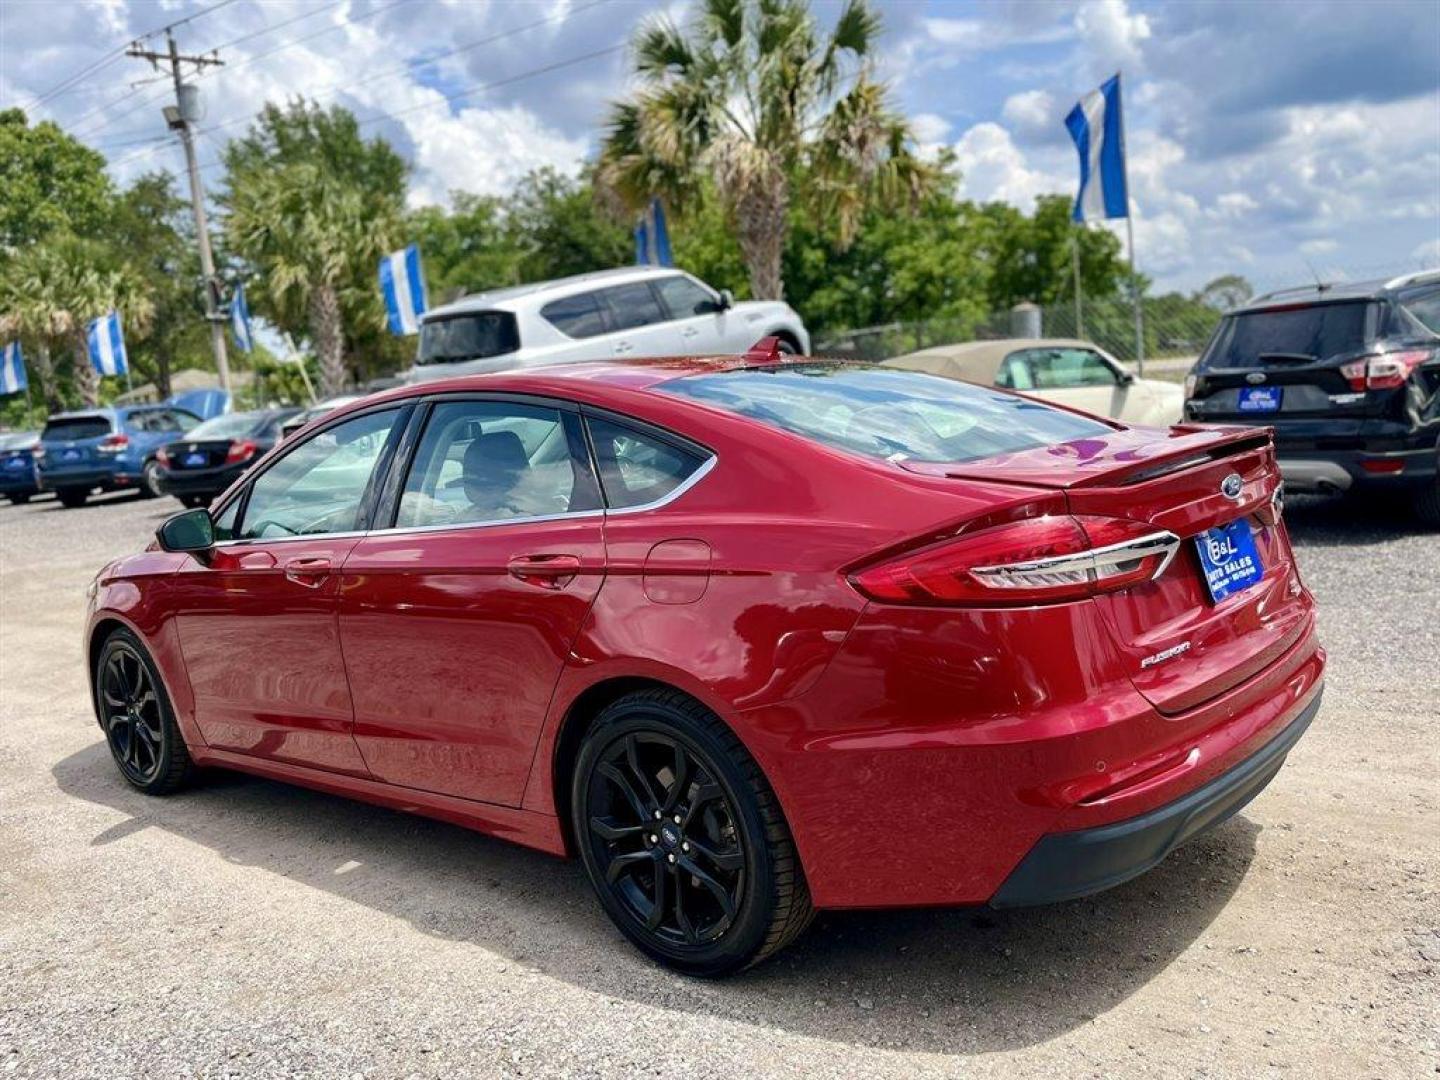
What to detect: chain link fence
<box><xmin>814</xmin><ymin>296</ymin><xmax>1220</xmax><ymax>370</ymax></box>
<box><xmin>814</xmin><ymin>260</ymin><xmax>1439</xmax><ymax>371</ymax></box>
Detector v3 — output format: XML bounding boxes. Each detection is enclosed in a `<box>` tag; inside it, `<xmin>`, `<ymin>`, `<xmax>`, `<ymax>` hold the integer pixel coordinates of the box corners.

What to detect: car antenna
<box><xmin>1302</xmin><ymin>257</ymin><xmax>1330</xmax><ymax>293</ymax></box>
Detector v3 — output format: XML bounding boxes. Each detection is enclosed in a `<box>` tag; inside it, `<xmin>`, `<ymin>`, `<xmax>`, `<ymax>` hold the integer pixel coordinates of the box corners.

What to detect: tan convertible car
<box><xmin>886</xmin><ymin>338</ymin><xmax>1184</xmax><ymax>427</ymax></box>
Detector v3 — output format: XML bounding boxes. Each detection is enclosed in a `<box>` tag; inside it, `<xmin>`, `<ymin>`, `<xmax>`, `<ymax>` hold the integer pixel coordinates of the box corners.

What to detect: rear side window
<box><xmin>1395</xmin><ymin>287</ymin><xmax>1440</xmax><ymax>336</ymax></box>
<box><xmin>417</xmin><ymin>311</ymin><xmax>520</xmax><ymax>365</ymax></box>
<box><xmin>600</xmin><ymin>283</ymin><xmax>666</xmax><ymax>331</ymax></box>
<box><xmin>1006</xmin><ymin>347</ymin><xmax>1118</xmax><ymax>389</ymax></box>
<box><xmin>1198</xmin><ymin>302</ymin><xmax>1375</xmax><ymax>369</ymax></box>
<box><xmin>541</xmin><ymin>292</ymin><xmax>610</xmax><ymax>339</ymax></box>
<box><xmin>586</xmin><ymin>417</ymin><xmax>707</xmax><ymax>509</ymax></box>
<box><xmin>660</xmin><ymin>364</ymin><xmax>1112</xmax><ymax>465</ymax></box>
<box><xmin>43</xmin><ymin>416</ymin><xmax>112</xmax><ymax>440</ymax></box>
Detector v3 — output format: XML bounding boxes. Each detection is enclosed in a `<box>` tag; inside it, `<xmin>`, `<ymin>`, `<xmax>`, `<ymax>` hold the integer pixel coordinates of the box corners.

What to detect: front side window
<box><xmin>654</xmin><ymin>275</ymin><xmax>720</xmax><ymax>318</ymax></box>
<box><xmin>1010</xmin><ymin>347</ymin><xmax>1119</xmax><ymax>389</ymax></box>
<box><xmin>601</xmin><ymin>282</ymin><xmax>666</xmax><ymax>331</ymax></box>
<box><xmin>541</xmin><ymin>291</ymin><xmax>610</xmax><ymax>339</ymax></box>
<box><xmin>395</xmin><ymin>401</ymin><xmax>597</xmax><ymax>528</ymax></box>
<box><xmin>660</xmin><ymin>364</ymin><xmax>1112</xmax><ymax>465</ymax></box>
<box><xmin>586</xmin><ymin>416</ymin><xmax>707</xmax><ymax>509</ymax></box>
<box><xmin>237</xmin><ymin>409</ymin><xmax>400</xmax><ymax>540</ymax></box>
<box><xmin>416</xmin><ymin>311</ymin><xmax>520</xmax><ymax>366</ymax></box>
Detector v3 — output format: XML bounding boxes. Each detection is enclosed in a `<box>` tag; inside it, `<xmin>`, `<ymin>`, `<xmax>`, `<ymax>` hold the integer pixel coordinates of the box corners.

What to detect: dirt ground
<box><xmin>0</xmin><ymin>488</ymin><xmax>1435</xmax><ymax>1079</ymax></box>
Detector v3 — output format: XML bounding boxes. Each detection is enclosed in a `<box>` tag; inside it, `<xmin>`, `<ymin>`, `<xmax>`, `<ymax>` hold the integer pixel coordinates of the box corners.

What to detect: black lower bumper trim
<box><xmin>991</xmin><ymin>686</ymin><xmax>1323</xmax><ymax>908</ymax></box>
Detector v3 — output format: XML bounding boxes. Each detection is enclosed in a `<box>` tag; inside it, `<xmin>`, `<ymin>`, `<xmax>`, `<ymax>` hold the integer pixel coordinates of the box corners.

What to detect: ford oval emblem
<box><xmin>1221</xmin><ymin>473</ymin><xmax>1244</xmax><ymax>500</ymax></box>
<box><xmin>1245</xmin><ymin>372</ymin><xmax>1267</xmax><ymax>384</ymax></box>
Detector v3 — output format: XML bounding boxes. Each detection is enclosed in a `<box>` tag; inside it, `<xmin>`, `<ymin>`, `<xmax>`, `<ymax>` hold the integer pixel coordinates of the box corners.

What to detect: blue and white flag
<box><xmin>634</xmin><ymin>199</ymin><xmax>673</xmax><ymax>267</ymax></box>
<box><xmin>86</xmin><ymin>311</ymin><xmax>128</xmax><ymax>377</ymax></box>
<box><xmin>231</xmin><ymin>281</ymin><xmax>254</xmax><ymax>353</ymax></box>
<box><xmin>379</xmin><ymin>245</ymin><xmax>427</xmax><ymax>336</ymax></box>
<box><xmin>0</xmin><ymin>341</ymin><xmax>26</xmax><ymax>395</ymax></box>
<box><xmin>1065</xmin><ymin>74</ymin><xmax>1130</xmax><ymax>222</ymax></box>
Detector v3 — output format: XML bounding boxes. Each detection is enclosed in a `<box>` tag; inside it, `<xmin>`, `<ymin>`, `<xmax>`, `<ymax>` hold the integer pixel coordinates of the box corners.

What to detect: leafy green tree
<box><xmin>975</xmin><ymin>195</ymin><xmax>1126</xmax><ymax>312</ymax></box>
<box><xmin>597</xmin><ymin>0</ymin><xmax>934</xmax><ymax>301</ymax></box>
<box><xmin>409</xmin><ymin>192</ymin><xmax>522</xmax><ymax>304</ymax></box>
<box><xmin>221</xmin><ymin>102</ymin><xmax>407</xmax><ymax>393</ymax></box>
<box><xmin>100</xmin><ymin>173</ymin><xmax>208</xmax><ymax>398</ymax></box>
<box><xmin>0</xmin><ymin>233</ymin><xmax>153</xmax><ymax>408</ymax></box>
<box><xmin>509</xmin><ymin>167</ymin><xmax>632</xmax><ymax>282</ymax></box>
<box><xmin>0</xmin><ymin>109</ymin><xmax>114</xmax><ymax>253</ymax></box>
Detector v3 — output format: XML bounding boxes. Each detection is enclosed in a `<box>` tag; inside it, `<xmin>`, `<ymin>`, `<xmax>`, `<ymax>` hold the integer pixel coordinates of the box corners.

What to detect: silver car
<box><xmin>403</xmin><ymin>266</ymin><xmax>811</xmax><ymax>383</ymax></box>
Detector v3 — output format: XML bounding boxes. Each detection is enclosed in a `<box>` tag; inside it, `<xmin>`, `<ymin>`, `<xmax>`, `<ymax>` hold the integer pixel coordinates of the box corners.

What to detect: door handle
<box><xmin>283</xmin><ymin>556</ymin><xmax>332</xmax><ymax>586</ymax></box>
<box><xmin>506</xmin><ymin>553</ymin><xmax>582</xmax><ymax>589</ymax></box>
<box><xmin>681</xmin><ymin>326</ymin><xmax>700</xmax><ymax>338</ymax></box>
<box><xmin>613</xmin><ymin>339</ymin><xmax>634</xmax><ymax>355</ymax></box>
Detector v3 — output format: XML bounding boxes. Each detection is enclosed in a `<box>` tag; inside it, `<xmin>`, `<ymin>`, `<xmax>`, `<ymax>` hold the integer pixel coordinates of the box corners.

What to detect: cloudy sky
<box><xmin>1</xmin><ymin>0</ymin><xmax>1437</xmax><ymax>293</ymax></box>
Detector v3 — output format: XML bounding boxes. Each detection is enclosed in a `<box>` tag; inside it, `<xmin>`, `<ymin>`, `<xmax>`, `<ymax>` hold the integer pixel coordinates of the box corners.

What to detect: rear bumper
<box><xmin>991</xmin><ymin>686</ymin><xmax>1321</xmax><ymax>907</ymax></box>
<box><xmin>37</xmin><ymin>467</ymin><xmax>133</xmax><ymax>491</ymax></box>
<box><xmin>0</xmin><ymin>471</ymin><xmax>39</xmax><ymax>495</ymax></box>
<box><xmin>1277</xmin><ymin>446</ymin><xmax>1435</xmax><ymax>494</ymax></box>
<box><xmin>156</xmin><ymin>463</ymin><xmax>245</xmax><ymax>498</ymax></box>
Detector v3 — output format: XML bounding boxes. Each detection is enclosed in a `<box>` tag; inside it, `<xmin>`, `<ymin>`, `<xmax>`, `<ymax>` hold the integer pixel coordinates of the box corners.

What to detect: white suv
<box><xmin>403</xmin><ymin>266</ymin><xmax>810</xmax><ymax>383</ymax></box>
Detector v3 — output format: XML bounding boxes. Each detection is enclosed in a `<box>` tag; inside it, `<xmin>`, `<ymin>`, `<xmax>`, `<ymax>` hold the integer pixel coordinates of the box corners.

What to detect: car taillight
<box><xmin>1184</xmin><ymin>373</ymin><xmax>1200</xmax><ymax>399</ymax></box>
<box><xmin>97</xmin><ymin>433</ymin><xmax>129</xmax><ymax>454</ymax></box>
<box><xmin>225</xmin><ymin>439</ymin><xmax>258</xmax><ymax>464</ymax></box>
<box><xmin>155</xmin><ymin>448</ymin><xmax>171</xmax><ymax>467</ymax></box>
<box><xmin>848</xmin><ymin>515</ymin><xmax>1181</xmax><ymax>607</ymax></box>
<box><xmin>30</xmin><ymin>444</ymin><xmax>45</xmax><ymax>461</ymax></box>
<box><xmin>1339</xmin><ymin>350</ymin><xmax>1430</xmax><ymax>392</ymax></box>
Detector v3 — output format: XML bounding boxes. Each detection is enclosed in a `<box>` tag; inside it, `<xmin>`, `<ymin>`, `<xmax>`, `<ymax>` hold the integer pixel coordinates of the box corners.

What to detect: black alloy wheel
<box><xmin>96</xmin><ymin>630</ymin><xmax>192</xmax><ymax>794</ymax></box>
<box><xmin>573</xmin><ymin>689</ymin><xmax>812</xmax><ymax>976</ymax></box>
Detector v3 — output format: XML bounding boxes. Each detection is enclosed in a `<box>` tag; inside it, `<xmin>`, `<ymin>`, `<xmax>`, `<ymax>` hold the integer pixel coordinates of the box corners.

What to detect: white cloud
<box><xmin>949</xmin><ymin>122</ymin><xmax>1069</xmax><ymax>211</ymax></box>
<box><xmin>1299</xmin><ymin>238</ymin><xmax>1338</xmax><ymax>256</ymax></box>
<box><xmin>908</xmin><ymin>111</ymin><xmax>952</xmax><ymax>145</ymax></box>
<box><xmin>1410</xmin><ymin>238</ymin><xmax>1440</xmax><ymax>266</ymax></box>
<box><xmin>1074</xmin><ymin>0</ymin><xmax>1152</xmax><ymax>77</ymax></box>
<box><xmin>1211</xmin><ymin>192</ymin><xmax>1259</xmax><ymax>220</ymax></box>
<box><xmin>1001</xmin><ymin>90</ymin><xmax>1058</xmax><ymax>138</ymax></box>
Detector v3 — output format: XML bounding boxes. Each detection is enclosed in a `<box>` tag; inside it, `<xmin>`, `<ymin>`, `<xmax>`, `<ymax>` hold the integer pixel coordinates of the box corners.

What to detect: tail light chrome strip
<box><xmin>970</xmin><ymin>531</ymin><xmax>1181</xmax><ymax>590</ymax></box>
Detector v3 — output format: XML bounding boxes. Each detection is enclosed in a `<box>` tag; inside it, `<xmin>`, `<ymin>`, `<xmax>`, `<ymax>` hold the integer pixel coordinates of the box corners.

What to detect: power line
<box><xmin>18</xmin><ymin>0</ymin><xmax>242</xmax><ymax>110</ymax></box>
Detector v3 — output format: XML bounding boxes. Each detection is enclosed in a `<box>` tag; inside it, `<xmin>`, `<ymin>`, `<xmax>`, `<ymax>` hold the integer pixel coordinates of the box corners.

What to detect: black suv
<box><xmin>1184</xmin><ymin>271</ymin><xmax>1440</xmax><ymax>523</ymax></box>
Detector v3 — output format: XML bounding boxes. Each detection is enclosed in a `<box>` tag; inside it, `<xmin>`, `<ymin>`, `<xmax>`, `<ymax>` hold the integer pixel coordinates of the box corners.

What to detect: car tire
<box><xmin>571</xmin><ymin>688</ymin><xmax>813</xmax><ymax>977</ymax></box>
<box><xmin>57</xmin><ymin>488</ymin><xmax>88</xmax><ymax>508</ymax></box>
<box><xmin>95</xmin><ymin>628</ymin><xmax>194</xmax><ymax>795</ymax></box>
<box><xmin>140</xmin><ymin>459</ymin><xmax>163</xmax><ymax>499</ymax></box>
<box><xmin>6</xmin><ymin>493</ymin><xmax>30</xmax><ymax>505</ymax></box>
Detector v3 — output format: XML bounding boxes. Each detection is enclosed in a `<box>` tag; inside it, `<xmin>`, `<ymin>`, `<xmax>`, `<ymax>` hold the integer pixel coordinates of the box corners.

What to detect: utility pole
<box><xmin>126</xmin><ymin>30</ymin><xmax>231</xmax><ymax>393</ymax></box>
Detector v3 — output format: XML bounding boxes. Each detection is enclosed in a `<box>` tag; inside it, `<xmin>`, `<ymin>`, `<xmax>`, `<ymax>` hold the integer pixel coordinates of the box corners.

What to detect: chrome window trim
<box><xmin>211</xmin><ymin>452</ymin><xmax>718</xmax><ymax>546</ymax></box>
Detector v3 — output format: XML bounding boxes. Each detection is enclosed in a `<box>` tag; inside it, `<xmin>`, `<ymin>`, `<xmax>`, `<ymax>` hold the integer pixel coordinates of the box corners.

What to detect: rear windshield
<box><xmin>659</xmin><ymin>364</ymin><xmax>1112</xmax><ymax>464</ymax></box>
<box><xmin>188</xmin><ymin>412</ymin><xmax>267</xmax><ymax>440</ymax></box>
<box><xmin>1199</xmin><ymin>301</ymin><xmax>1375</xmax><ymax>369</ymax></box>
<box><xmin>417</xmin><ymin>311</ymin><xmax>519</xmax><ymax>366</ymax></box>
<box><xmin>42</xmin><ymin>416</ymin><xmax>112</xmax><ymax>441</ymax></box>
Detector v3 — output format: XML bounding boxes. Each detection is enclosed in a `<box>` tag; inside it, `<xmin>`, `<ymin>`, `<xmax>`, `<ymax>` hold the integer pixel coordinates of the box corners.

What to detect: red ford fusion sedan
<box><xmin>85</xmin><ymin>350</ymin><xmax>1324</xmax><ymax>976</ymax></box>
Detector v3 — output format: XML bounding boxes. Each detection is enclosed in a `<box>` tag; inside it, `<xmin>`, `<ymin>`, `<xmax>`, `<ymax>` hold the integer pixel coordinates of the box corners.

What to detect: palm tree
<box><xmin>597</xmin><ymin>0</ymin><xmax>934</xmax><ymax>301</ymax></box>
<box><xmin>225</xmin><ymin>161</ymin><xmax>400</xmax><ymax>396</ymax></box>
<box><xmin>0</xmin><ymin>235</ymin><xmax>151</xmax><ymax>409</ymax></box>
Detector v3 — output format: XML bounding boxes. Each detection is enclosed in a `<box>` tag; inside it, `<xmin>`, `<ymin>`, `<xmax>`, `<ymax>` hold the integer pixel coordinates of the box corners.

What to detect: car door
<box><xmin>169</xmin><ymin>405</ymin><xmax>409</xmax><ymax>776</ymax></box>
<box><xmin>598</xmin><ymin>281</ymin><xmax>678</xmax><ymax>359</ymax></box>
<box><xmin>337</xmin><ymin>396</ymin><xmax>607</xmax><ymax>806</ymax></box>
<box><xmin>1003</xmin><ymin>346</ymin><xmax>1131</xmax><ymax>419</ymax></box>
<box><xmin>652</xmin><ymin>273</ymin><xmax>732</xmax><ymax>354</ymax></box>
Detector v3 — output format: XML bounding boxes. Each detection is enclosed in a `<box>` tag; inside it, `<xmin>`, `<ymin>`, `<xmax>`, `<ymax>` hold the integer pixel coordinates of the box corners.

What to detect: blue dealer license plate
<box><xmin>183</xmin><ymin>452</ymin><xmax>207</xmax><ymax>467</ymax></box>
<box><xmin>1237</xmin><ymin>386</ymin><xmax>1282</xmax><ymax>413</ymax></box>
<box><xmin>1195</xmin><ymin>519</ymin><xmax>1264</xmax><ymax>603</ymax></box>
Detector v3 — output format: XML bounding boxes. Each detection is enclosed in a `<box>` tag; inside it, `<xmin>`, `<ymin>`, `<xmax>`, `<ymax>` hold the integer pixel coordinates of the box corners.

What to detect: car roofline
<box><xmin>421</xmin><ymin>266</ymin><xmax>686</xmax><ymax>322</ymax></box>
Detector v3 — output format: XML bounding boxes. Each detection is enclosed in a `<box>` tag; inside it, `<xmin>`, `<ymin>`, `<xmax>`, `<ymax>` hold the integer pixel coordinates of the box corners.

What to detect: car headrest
<box><xmin>459</xmin><ymin>431</ymin><xmax>527</xmax><ymax>487</ymax></box>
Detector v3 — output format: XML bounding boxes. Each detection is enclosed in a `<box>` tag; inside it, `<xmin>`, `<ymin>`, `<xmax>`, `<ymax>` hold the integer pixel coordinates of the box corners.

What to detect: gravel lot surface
<box><xmin>1</xmin><ymin>488</ymin><xmax>1435</xmax><ymax>1079</ymax></box>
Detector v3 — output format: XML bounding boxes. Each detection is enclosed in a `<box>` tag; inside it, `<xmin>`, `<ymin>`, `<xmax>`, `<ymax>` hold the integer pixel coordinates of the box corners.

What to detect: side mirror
<box><xmin>1118</xmin><ymin>369</ymin><xmax>1136</xmax><ymax>386</ymax></box>
<box><xmin>156</xmin><ymin>508</ymin><xmax>215</xmax><ymax>553</ymax></box>
<box><xmin>718</xmin><ymin>289</ymin><xmax>734</xmax><ymax>311</ymax></box>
